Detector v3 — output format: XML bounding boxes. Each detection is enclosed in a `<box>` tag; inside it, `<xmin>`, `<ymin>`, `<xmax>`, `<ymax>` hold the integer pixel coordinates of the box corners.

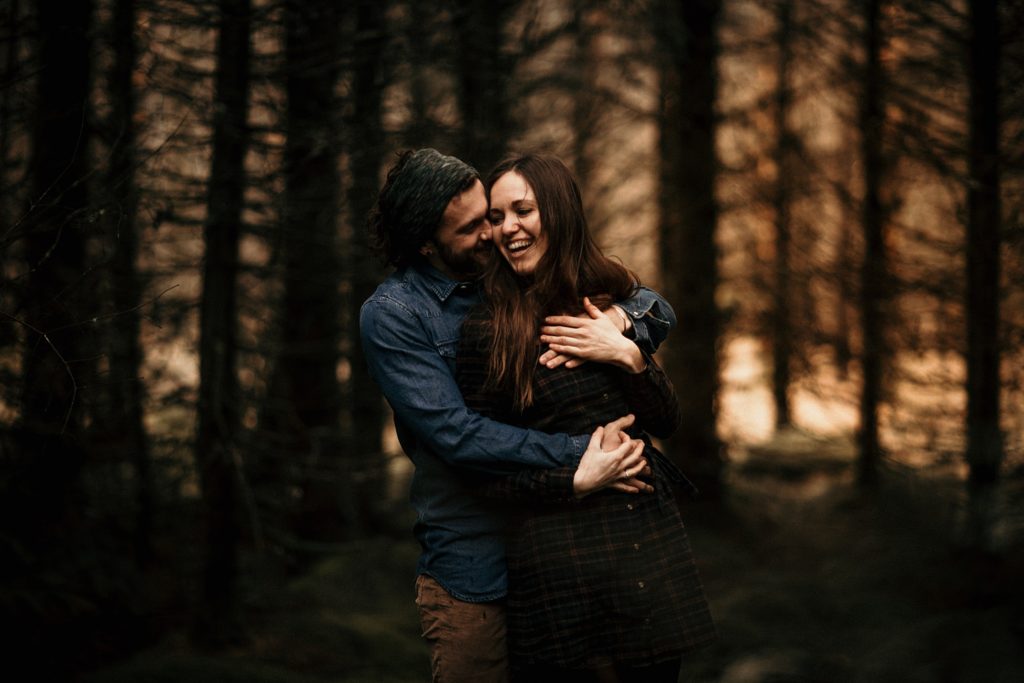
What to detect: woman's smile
<box><xmin>488</xmin><ymin>170</ymin><xmax>547</xmax><ymax>275</ymax></box>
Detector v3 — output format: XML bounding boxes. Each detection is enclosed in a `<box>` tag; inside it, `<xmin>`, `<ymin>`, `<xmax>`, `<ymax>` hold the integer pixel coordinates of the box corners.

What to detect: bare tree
<box><xmin>15</xmin><ymin>0</ymin><xmax>95</xmax><ymax>533</ymax></box>
<box><xmin>102</xmin><ymin>0</ymin><xmax>154</xmax><ymax>568</ymax></box>
<box><xmin>453</xmin><ymin>0</ymin><xmax>516</xmax><ymax>172</ymax></box>
<box><xmin>343</xmin><ymin>0</ymin><xmax>389</xmax><ymax>536</ymax></box>
<box><xmin>655</xmin><ymin>0</ymin><xmax>725</xmax><ymax>495</ymax></box>
<box><xmin>258</xmin><ymin>0</ymin><xmax>344</xmax><ymax>550</ymax></box>
<box><xmin>963</xmin><ymin>0</ymin><xmax>1003</xmax><ymax>548</ymax></box>
<box><xmin>856</xmin><ymin>0</ymin><xmax>886</xmax><ymax>487</ymax></box>
<box><xmin>193</xmin><ymin>0</ymin><xmax>251</xmax><ymax>647</ymax></box>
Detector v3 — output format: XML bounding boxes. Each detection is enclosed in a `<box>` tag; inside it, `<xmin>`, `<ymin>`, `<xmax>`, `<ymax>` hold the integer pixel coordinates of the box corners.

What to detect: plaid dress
<box><xmin>456</xmin><ymin>314</ymin><xmax>717</xmax><ymax>670</ymax></box>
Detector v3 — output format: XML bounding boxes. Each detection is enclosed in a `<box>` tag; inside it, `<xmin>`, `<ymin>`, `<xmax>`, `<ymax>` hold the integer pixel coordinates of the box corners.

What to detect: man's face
<box><xmin>425</xmin><ymin>179</ymin><xmax>492</xmax><ymax>280</ymax></box>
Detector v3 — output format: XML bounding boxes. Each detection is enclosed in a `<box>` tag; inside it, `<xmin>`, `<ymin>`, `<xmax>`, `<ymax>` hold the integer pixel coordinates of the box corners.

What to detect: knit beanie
<box><xmin>376</xmin><ymin>149</ymin><xmax>479</xmax><ymax>266</ymax></box>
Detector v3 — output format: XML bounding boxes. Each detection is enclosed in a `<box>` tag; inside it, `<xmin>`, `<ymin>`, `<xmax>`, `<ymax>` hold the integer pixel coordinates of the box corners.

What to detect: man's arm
<box><xmin>360</xmin><ymin>296</ymin><xmax>587</xmax><ymax>475</ymax></box>
<box><xmin>471</xmin><ymin>439</ymin><xmax>649</xmax><ymax>504</ymax></box>
<box><xmin>539</xmin><ymin>286</ymin><xmax>677</xmax><ymax>369</ymax></box>
<box><xmin>615</xmin><ymin>286</ymin><xmax>676</xmax><ymax>354</ymax></box>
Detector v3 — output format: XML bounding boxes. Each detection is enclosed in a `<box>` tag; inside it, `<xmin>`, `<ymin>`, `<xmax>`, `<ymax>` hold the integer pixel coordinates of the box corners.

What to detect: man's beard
<box><xmin>437</xmin><ymin>241</ymin><xmax>491</xmax><ymax>280</ymax></box>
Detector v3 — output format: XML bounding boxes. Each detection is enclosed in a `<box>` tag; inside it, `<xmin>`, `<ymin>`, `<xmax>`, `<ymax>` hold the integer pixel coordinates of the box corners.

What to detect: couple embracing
<box><xmin>360</xmin><ymin>149</ymin><xmax>716</xmax><ymax>683</ymax></box>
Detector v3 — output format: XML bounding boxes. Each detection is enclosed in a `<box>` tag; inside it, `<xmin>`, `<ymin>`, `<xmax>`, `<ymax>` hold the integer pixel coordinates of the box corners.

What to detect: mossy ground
<box><xmin>86</xmin><ymin>438</ymin><xmax>1023</xmax><ymax>682</ymax></box>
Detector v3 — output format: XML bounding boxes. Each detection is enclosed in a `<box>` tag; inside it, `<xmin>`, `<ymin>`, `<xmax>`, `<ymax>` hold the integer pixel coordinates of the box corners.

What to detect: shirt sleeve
<box><xmin>360</xmin><ymin>296</ymin><xmax>587</xmax><ymax>475</ymax></box>
<box><xmin>618</xmin><ymin>353</ymin><xmax>681</xmax><ymax>439</ymax></box>
<box><xmin>616</xmin><ymin>286</ymin><xmax>676</xmax><ymax>354</ymax></box>
<box><xmin>475</xmin><ymin>467</ymin><xmax>579</xmax><ymax>503</ymax></box>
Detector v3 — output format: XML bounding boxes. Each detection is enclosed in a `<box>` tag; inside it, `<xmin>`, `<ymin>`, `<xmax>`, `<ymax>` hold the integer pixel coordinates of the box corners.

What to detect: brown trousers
<box><xmin>415</xmin><ymin>574</ymin><xmax>510</xmax><ymax>682</ymax></box>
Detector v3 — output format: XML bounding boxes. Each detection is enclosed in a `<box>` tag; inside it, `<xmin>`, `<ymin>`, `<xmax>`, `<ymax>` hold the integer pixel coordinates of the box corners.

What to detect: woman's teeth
<box><xmin>507</xmin><ymin>240</ymin><xmax>532</xmax><ymax>253</ymax></box>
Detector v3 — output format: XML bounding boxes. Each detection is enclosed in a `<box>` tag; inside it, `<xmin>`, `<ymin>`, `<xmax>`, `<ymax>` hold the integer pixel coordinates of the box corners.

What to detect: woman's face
<box><xmin>488</xmin><ymin>171</ymin><xmax>547</xmax><ymax>277</ymax></box>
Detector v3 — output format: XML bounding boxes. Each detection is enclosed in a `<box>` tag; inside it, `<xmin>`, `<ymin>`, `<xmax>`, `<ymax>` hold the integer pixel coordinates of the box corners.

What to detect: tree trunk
<box><xmin>964</xmin><ymin>0</ymin><xmax>1002</xmax><ymax>540</ymax></box>
<box><xmin>771</xmin><ymin>0</ymin><xmax>794</xmax><ymax>429</ymax></box>
<box><xmin>15</xmin><ymin>0</ymin><xmax>94</xmax><ymax>540</ymax></box>
<box><xmin>655</xmin><ymin>0</ymin><xmax>724</xmax><ymax>496</ymax></box>
<box><xmin>343</xmin><ymin>0</ymin><xmax>388</xmax><ymax>537</ymax></box>
<box><xmin>403</xmin><ymin>0</ymin><xmax>435</xmax><ymax>149</ymax></box>
<box><xmin>857</xmin><ymin>0</ymin><xmax>885</xmax><ymax>488</ymax></box>
<box><xmin>0</xmin><ymin>0</ymin><xmax>19</xmax><ymax>239</ymax></box>
<box><xmin>193</xmin><ymin>0</ymin><xmax>250</xmax><ymax>647</ymax></box>
<box><xmin>6</xmin><ymin>3</ymin><xmax>94</xmax><ymax>669</ymax></box>
<box><xmin>258</xmin><ymin>0</ymin><xmax>343</xmax><ymax>552</ymax></box>
<box><xmin>453</xmin><ymin>0</ymin><xmax>514</xmax><ymax>173</ymax></box>
<box><xmin>570</xmin><ymin>0</ymin><xmax>597</xmax><ymax>201</ymax></box>
<box><xmin>105</xmin><ymin>0</ymin><xmax>154</xmax><ymax>569</ymax></box>
<box><xmin>0</xmin><ymin>0</ymin><xmax>20</xmax><ymax>350</ymax></box>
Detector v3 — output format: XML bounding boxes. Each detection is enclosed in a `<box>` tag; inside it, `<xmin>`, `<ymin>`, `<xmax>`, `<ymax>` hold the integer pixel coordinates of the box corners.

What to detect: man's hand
<box><xmin>600</xmin><ymin>413</ymin><xmax>634</xmax><ymax>450</ymax></box>
<box><xmin>573</xmin><ymin>415</ymin><xmax>654</xmax><ymax>498</ymax></box>
<box><xmin>539</xmin><ymin>298</ymin><xmax>645</xmax><ymax>372</ymax></box>
<box><xmin>600</xmin><ymin>413</ymin><xmax>651</xmax><ymax>493</ymax></box>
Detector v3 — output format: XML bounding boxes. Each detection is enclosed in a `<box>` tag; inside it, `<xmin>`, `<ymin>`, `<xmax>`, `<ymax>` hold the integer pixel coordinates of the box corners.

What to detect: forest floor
<box><xmin>85</xmin><ymin>431</ymin><xmax>1024</xmax><ymax>683</ymax></box>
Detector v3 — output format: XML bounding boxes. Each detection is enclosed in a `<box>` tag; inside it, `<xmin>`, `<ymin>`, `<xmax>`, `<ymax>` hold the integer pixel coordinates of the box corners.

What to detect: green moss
<box><xmin>86</xmin><ymin>538</ymin><xmax>428</xmax><ymax>683</ymax></box>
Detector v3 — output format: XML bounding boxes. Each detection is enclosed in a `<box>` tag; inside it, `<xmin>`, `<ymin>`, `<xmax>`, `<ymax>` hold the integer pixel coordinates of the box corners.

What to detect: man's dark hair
<box><xmin>369</xmin><ymin>149</ymin><xmax>480</xmax><ymax>268</ymax></box>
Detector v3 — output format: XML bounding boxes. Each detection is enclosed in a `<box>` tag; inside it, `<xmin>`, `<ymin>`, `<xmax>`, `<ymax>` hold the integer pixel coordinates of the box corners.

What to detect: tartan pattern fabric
<box><xmin>456</xmin><ymin>315</ymin><xmax>717</xmax><ymax>669</ymax></box>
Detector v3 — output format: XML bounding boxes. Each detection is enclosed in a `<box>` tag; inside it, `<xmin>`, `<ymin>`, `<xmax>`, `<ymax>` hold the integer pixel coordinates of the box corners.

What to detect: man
<box><xmin>359</xmin><ymin>149</ymin><xmax>676</xmax><ymax>682</ymax></box>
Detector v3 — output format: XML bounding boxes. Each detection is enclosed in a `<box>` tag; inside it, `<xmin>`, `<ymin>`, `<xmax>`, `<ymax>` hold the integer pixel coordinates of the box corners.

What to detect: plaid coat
<box><xmin>456</xmin><ymin>314</ymin><xmax>717</xmax><ymax>670</ymax></box>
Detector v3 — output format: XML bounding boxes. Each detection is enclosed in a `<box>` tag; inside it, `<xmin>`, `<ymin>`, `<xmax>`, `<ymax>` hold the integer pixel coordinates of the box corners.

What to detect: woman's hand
<box><xmin>540</xmin><ymin>297</ymin><xmax>646</xmax><ymax>373</ymax></box>
<box><xmin>573</xmin><ymin>420</ymin><xmax>654</xmax><ymax>498</ymax></box>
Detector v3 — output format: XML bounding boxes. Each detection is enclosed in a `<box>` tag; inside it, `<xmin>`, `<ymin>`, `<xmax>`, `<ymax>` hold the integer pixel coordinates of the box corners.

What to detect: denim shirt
<box><xmin>359</xmin><ymin>263</ymin><xmax>675</xmax><ymax>601</ymax></box>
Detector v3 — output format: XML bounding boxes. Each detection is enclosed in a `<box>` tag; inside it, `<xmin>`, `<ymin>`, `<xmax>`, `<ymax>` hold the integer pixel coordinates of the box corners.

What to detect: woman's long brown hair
<box><xmin>476</xmin><ymin>154</ymin><xmax>639</xmax><ymax>410</ymax></box>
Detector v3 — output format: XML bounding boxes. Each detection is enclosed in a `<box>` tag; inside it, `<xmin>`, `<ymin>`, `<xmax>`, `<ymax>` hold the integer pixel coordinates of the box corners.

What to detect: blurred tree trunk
<box><xmin>104</xmin><ymin>0</ymin><xmax>153</xmax><ymax>569</ymax></box>
<box><xmin>655</xmin><ymin>0</ymin><xmax>724</xmax><ymax>497</ymax></box>
<box><xmin>857</xmin><ymin>0</ymin><xmax>886</xmax><ymax>488</ymax></box>
<box><xmin>0</xmin><ymin>0</ymin><xmax>18</xmax><ymax>234</ymax></box>
<box><xmin>964</xmin><ymin>0</ymin><xmax>1002</xmax><ymax>517</ymax></box>
<box><xmin>453</xmin><ymin>0</ymin><xmax>515</xmax><ymax>173</ymax></box>
<box><xmin>0</xmin><ymin>0</ymin><xmax>20</xmax><ymax>349</ymax></box>
<box><xmin>260</xmin><ymin>0</ymin><xmax>343</xmax><ymax>550</ymax></box>
<box><xmin>771</xmin><ymin>0</ymin><xmax>794</xmax><ymax>429</ymax></box>
<box><xmin>403</xmin><ymin>0</ymin><xmax>434</xmax><ymax>148</ymax></box>
<box><xmin>194</xmin><ymin>0</ymin><xmax>250</xmax><ymax>647</ymax></box>
<box><xmin>570</xmin><ymin>0</ymin><xmax>597</xmax><ymax>201</ymax></box>
<box><xmin>14</xmin><ymin>0</ymin><xmax>94</xmax><ymax>540</ymax></box>
<box><xmin>343</xmin><ymin>0</ymin><xmax>388</xmax><ymax>536</ymax></box>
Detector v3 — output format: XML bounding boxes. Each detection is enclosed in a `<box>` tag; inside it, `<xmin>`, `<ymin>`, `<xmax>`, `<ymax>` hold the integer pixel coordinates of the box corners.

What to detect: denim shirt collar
<box><xmin>411</xmin><ymin>263</ymin><xmax>477</xmax><ymax>302</ymax></box>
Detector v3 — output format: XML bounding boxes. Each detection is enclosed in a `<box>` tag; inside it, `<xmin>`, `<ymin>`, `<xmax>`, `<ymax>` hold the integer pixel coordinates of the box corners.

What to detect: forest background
<box><xmin>1</xmin><ymin>0</ymin><xmax>1022</xmax><ymax>680</ymax></box>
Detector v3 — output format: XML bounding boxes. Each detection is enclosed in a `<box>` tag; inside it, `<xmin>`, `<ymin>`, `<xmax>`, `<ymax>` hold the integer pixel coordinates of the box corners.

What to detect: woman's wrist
<box><xmin>616</xmin><ymin>340</ymin><xmax>646</xmax><ymax>373</ymax></box>
<box><xmin>611</xmin><ymin>305</ymin><xmax>633</xmax><ymax>334</ymax></box>
<box><xmin>572</xmin><ymin>467</ymin><xmax>597</xmax><ymax>498</ymax></box>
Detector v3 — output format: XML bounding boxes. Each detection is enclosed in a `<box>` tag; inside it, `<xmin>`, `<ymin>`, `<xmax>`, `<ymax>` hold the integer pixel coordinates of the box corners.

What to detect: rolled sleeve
<box><xmin>617</xmin><ymin>287</ymin><xmax>676</xmax><ymax>354</ymax></box>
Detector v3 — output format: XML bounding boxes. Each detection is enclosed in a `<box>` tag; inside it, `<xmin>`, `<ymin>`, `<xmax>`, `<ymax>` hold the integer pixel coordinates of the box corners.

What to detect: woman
<box><xmin>456</xmin><ymin>155</ymin><xmax>716</xmax><ymax>682</ymax></box>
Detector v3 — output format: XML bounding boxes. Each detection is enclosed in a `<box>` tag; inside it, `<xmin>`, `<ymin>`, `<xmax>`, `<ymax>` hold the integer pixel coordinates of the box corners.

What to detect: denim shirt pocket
<box><xmin>436</xmin><ymin>337</ymin><xmax>459</xmax><ymax>374</ymax></box>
